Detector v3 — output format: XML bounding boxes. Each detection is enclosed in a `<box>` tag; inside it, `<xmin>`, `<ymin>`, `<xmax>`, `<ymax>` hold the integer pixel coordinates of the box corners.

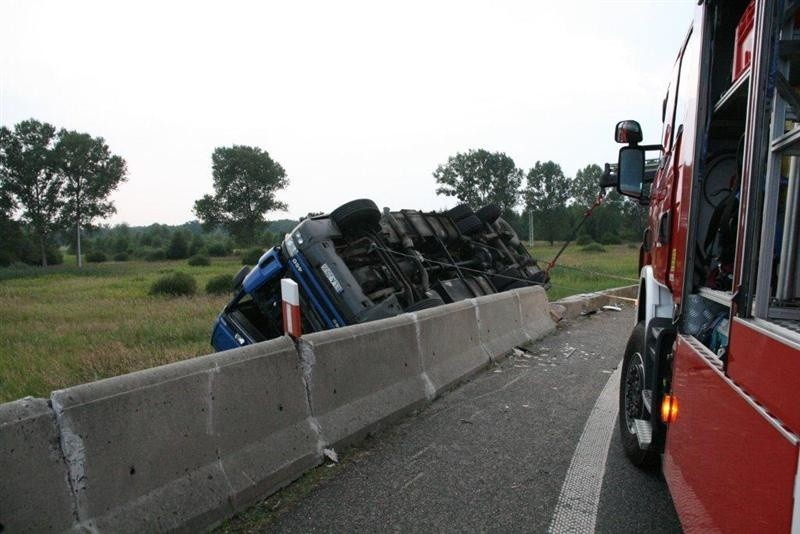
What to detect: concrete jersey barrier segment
<box><xmin>299</xmin><ymin>313</ymin><xmax>428</xmax><ymax>450</ymax></box>
<box><xmin>0</xmin><ymin>397</ymin><xmax>75</xmax><ymax>533</ymax></box>
<box><xmin>473</xmin><ymin>290</ymin><xmax>530</xmax><ymax>361</ymax></box>
<box><xmin>412</xmin><ymin>299</ymin><xmax>488</xmax><ymax>396</ymax></box>
<box><xmin>552</xmin><ymin>285</ymin><xmax>638</xmax><ymax>320</ymax></box>
<box><xmin>49</xmin><ymin>336</ymin><xmax>319</xmax><ymax>533</ymax></box>
<box><xmin>0</xmin><ymin>284</ymin><xmax>564</xmax><ymax>532</ymax></box>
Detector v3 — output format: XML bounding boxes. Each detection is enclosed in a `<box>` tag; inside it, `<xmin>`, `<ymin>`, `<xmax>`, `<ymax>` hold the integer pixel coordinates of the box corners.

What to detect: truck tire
<box><xmin>404</xmin><ymin>297</ymin><xmax>445</xmax><ymax>312</ymax></box>
<box><xmin>619</xmin><ymin>321</ymin><xmax>659</xmax><ymax>468</ymax></box>
<box><xmin>330</xmin><ymin>199</ymin><xmax>381</xmax><ymax>233</ymax></box>
<box><xmin>457</xmin><ymin>214</ymin><xmax>484</xmax><ymax>235</ymax></box>
<box><xmin>491</xmin><ymin>267</ymin><xmax>523</xmax><ymax>290</ymax></box>
<box><xmin>476</xmin><ymin>204</ymin><xmax>502</xmax><ymax>224</ymax></box>
<box><xmin>233</xmin><ymin>266</ymin><xmax>251</xmax><ymax>289</ymax></box>
<box><xmin>447</xmin><ymin>204</ymin><xmax>474</xmax><ymax>222</ymax></box>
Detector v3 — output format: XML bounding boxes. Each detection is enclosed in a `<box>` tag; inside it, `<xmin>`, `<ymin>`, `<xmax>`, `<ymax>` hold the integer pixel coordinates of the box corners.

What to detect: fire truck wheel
<box><xmin>619</xmin><ymin>321</ymin><xmax>659</xmax><ymax>468</ymax></box>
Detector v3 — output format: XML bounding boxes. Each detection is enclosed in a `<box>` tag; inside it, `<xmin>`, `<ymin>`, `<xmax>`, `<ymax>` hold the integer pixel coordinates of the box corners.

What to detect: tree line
<box><xmin>1</xmin><ymin>118</ymin><xmax>643</xmax><ymax>269</ymax></box>
<box><xmin>433</xmin><ymin>149</ymin><xmax>646</xmax><ymax>245</ymax></box>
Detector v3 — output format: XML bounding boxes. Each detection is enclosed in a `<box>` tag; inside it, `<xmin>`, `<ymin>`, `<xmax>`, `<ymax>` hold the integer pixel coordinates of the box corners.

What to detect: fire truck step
<box><xmin>634</xmin><ymin>418</ymin><xmax>653</xmax><ymax>448</ymax></box>
<box><xmin>641</xmin><ymin>389</ymin><xmax>652</xmax><ymax>413</ymax></box>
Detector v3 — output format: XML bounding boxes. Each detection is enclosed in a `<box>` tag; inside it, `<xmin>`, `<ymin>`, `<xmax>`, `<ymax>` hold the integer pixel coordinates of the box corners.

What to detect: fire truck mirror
<box><xmin>614</xmin><ymin>120</ymin><xmax>643</xmax><ymax>144</ymax></box>
<box><xmin>617</xmin><ymin>146</ymin><xmax>645</xmax><ymax>199</ymax></box>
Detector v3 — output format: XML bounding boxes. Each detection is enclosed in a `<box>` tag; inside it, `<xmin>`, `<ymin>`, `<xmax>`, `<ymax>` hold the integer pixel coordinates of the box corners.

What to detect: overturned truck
<box><xmin>211</xmin><ymin>199</ymin><xmax>548</xmax><ymax>350</ymax></box>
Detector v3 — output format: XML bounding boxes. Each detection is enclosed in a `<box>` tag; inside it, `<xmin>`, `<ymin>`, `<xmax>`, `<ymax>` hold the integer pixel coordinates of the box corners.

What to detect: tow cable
<box><xmin>544</xmin><ymin>190</ymin><xmax>606</xmax><ymax>275</ymax></box>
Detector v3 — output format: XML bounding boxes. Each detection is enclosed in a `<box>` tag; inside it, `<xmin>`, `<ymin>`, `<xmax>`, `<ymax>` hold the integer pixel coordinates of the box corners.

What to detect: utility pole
<box><xmin>528</xmin><ymin>210</ymin><xmax>534</xmax><ymax>246</ymax></box>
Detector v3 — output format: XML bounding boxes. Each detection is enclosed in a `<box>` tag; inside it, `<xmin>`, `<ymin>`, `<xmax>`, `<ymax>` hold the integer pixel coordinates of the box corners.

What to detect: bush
<box><xmin>241</xmin><ymin>247</ymin><xmax>264</xmax><ymax>265</ymax></box>
<box><xmin>600</xmin><ymin>234</ymin><xmax>622</xmax><ymax>245</ymax></box>
<box><xmin>149</xmin><ymin>272</ymin><xmax>197</xmax><ymax>297</ymax></box>
<box><xmin>189</xmin><ymin>234</ymin><xmax>206</xmax><ymax>256</ymax></box>
<box><xmin>113</xmin><ymin>252</ymin><xmax>129</xmax><ymax>261</ymax></box>
<box><xmin>575</xmin><ymin>234</ymin><xmax>592</xmax><ymax>246</ymax></box>
<box><xmin>166</xmin><ymin>231</ymin><xmax>190</xmax><ymax>260</ymax></box>
<box><xmin>187</xmin><ymin>255</ymin><xmax>210</xmax><ymax>267</ymax></box>
<box><xmin>627</xmin><ymin>242</ymin><xmax>639</xmax><ymax>249</ymax></box>
<box><xmin>145</xmin><ymin>249</ymin><xmax>167</xmax><ymax>262</ymax></box>
<box><xmin>580</xmin><ymin>242</ymin><xmax>607</xmax><ymax>253</ymax></box>
<box><xmin>207</xmin><ymin>242</ymin><xmax>230</xmax><ymax>257</ymax></box>
<box><xmin>86</xmin><ymin>251</ymin><xmax>107</xmax><ymax>263</ymax></box>
<box><xmin>205</xmin><ymin>273</ymin><xmax>234</xmax><ymax>295</ymax></box>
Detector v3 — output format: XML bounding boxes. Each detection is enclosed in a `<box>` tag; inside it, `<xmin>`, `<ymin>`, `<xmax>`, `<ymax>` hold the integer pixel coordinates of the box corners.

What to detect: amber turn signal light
<box><xmin>661</xmin><ymin>394</ymin><xmax>679</xmax><ymax>423</ymax></box>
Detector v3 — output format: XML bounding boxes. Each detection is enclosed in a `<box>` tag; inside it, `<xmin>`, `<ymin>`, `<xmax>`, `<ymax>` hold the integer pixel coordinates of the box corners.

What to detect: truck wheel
<box><xmin>457</xmin><ymin>214</ymin><xmax>484</xmax><ymax>235</ymax></box>
<box><xmin>447</xmin><ymin>204</ymin><xmax>474</xmax><ymax>222</ymax></box>
<box><xmin>491</xmin><ymin>267</ymin><xmax>523</xmax><ymax>290</ymax></box>
<box><xmin>476</xmin><ymin>204</ymin><xmax>502</xmax><ymax>224</ymax></box>
<box><xmin>330</xmin><ymin>199</ymin><xmax>381</xmax><ymax>232</ymax></box>
<box><xmin>404</xmin><ymin>297</ymin><xmax>445</xmax><ymax>312</ymax></box>
<box><xmin>619</xmin><ymin>321</ymin><xmax>659</xmax><ymax>468</ymax></box>
<box><xmin>233</xmin><ymin>266</ymin><xmax>251</xmax><ymax>289</ymax></box>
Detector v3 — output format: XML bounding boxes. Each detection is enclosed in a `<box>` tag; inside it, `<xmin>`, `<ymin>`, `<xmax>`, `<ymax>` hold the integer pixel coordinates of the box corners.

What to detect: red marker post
<box><xmin>281</xmin><ymin>278</ymin><xmax>302</xmax><ymax>338</ymax></box>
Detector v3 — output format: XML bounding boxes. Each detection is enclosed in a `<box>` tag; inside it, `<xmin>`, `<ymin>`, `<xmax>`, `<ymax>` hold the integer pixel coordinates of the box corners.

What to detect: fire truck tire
<box><xmin>330</xmin><ymin>199</ymin><xmax>381</xmax><ymax>232</ymax></box>
<box><xmin>619</xmin><ymin>321</ymin><xmax>659</xmax><ymax>468</ymax></box>
<box><xmin>447</xmin><ymin>204</ymin><xmax>474</xmax><ymax>222</ymax></box>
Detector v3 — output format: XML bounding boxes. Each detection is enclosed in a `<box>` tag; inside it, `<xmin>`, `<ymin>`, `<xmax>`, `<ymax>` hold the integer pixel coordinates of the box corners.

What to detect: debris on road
<box><xmin>323</xmin><ymin>448</ymin><xmax>339</xmax><ymax>464</ymax></box>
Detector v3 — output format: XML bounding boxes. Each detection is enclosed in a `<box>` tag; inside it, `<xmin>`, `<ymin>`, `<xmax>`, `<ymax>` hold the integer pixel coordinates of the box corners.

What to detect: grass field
<box><xmin>0</xmin><ymin>243</ymin><xmax>638</xmax><ymax>403</ymax></box>
<box><xmin>527</xmin><ymin>242</ymin><xmax>639</xmax><ymax>300</ymax></box>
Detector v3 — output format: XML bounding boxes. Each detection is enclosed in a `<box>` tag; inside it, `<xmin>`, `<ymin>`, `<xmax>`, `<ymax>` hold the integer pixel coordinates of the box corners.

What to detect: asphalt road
<box><xmin>243</xmin><ymin>306</ymin><xmax>681</xmax><ymax>533</ymax></box>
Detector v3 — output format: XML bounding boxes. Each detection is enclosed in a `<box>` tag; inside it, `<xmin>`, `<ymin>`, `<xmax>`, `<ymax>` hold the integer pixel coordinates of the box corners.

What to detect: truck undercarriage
<box><xmin>212</xmin><ymin>199</ymin><xmax>548</xmax><ymax>351</ymax></box>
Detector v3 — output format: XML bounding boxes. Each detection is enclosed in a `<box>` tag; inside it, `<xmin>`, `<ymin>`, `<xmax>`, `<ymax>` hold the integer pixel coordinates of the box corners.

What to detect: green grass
<box><xmin>0</xmin><ymin>243</ymin><xmax>638</xmax><ymax>403</ymax></box>
<box><xmin>0</xmin><ymin>257</ymin><xmax>242</xmax><ymax>403</ymax></box>
<box><xmin>527</xmin><ymin>241</ymin><xmax>639</xmax><ymax>301</ymax></box>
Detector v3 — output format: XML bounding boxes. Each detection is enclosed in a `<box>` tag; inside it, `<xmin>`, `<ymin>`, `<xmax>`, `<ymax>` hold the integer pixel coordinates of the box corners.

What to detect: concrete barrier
<box><xmin>50</xmin><ymin>336</ymin><xmax>319</xmax><ymax>532</ymax></box>
<box><xmin>0</xmin><ymin>397</ymin><xmax>75</xmax><ymax>533</ymax></box>
<box><xmin>515</xmin><ymin>286</ymin><xmax>557</xmax><ymax>342</ymax></box>
<box><xmin>474</xmin><ymin>290</ymin><xmax>529</xmax><ymax>360</ymax></box>
<box><xmin>413</xmin><ymin>299</ymin><xmax>487</xmax><ymax>395</ymax></box>
<box><xmin>299</xmin><ymin>313</ymin><xmax>427</xmax><ymax>449</ymax></box>
<box><xmin>2</xmin><ymin>282</ymin><xmax>566</xmax><ymax>532</ymax></box>
<box><xmin>554</xmin><ymin>284</ymin><xmax>638</xmax><ymax>320</ymax></box>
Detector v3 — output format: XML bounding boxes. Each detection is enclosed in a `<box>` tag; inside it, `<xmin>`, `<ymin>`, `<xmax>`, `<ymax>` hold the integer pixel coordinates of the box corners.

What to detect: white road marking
<box><xmin>548</xmin><ymin>363</ymin><xmax>622</xmax><ymax>533</ymax></box>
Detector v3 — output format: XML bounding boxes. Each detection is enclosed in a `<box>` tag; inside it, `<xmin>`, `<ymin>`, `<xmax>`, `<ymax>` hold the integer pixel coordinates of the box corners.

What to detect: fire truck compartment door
<box><xmin>663</xmin><ymin>335</ymin><xmax>799</xmax><ymax>533</ymax></box>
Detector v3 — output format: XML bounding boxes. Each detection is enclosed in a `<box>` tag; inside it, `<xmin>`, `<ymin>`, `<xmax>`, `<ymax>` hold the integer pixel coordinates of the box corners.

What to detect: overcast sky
<box><xmin>1</xmin><ymin>0</ymin><xmax>696</xmax><ymax>226</ymax></box>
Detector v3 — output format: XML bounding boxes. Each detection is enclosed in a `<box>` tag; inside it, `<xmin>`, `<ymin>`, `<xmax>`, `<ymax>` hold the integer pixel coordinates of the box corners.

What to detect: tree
<box><xmin>522</xmin><ymin>161</ymin><xmax>572</xmax><ymax>245</ymax></box>
<box><xmin>194</xmin><ymin>145</ymin><xmax>289</xmax><ymax>245</ymax></box>
<box><xmin>433</xmin><ymin>149</ymin><xmax>522</xmax><ymax>211</ymax></box>
<box><xmin>54</xmin><ymin>130</ymin><xmax>127</xmax><ymax>267</ymax></box>
<box><xmin>571</xmin><ymin>164</ymin><xmax>604</xmax><ymax>209</ymax></box>
<box><xmin>0</xmin><ymin>120</ymin><xmax>62</xmax><ymax>266</ymax></box>
<box><xmin>166</xmin><ymin>230</ymin><xmax>190</xmax><ymax>259</ymax></box>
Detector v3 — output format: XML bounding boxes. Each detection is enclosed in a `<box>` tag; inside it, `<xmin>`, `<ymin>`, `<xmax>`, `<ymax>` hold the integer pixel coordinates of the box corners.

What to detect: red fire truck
<box><xmin>602</xmin><ymin>1</ymin><xmax>800</xmax><ymax>531</ymax></box>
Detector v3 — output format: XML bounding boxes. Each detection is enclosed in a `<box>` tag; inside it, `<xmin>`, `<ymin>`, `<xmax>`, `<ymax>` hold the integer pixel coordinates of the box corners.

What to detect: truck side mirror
<box><xmin>600</xmin><ymin>163</ymin><xmax>618</xmax><ymax>188</ymax></box>
<box><xmin>618</xmin><ymin>146</ymin><xmax>645</xmax><ymax>198</ymax></box>
<box><xmin>615</xmin><ymin>120</ymin><xmax>643</xmax><ymax>144</ymax></box>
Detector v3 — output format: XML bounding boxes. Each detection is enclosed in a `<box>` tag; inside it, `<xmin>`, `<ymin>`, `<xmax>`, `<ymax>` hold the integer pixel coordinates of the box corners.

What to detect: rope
<box><xmin>547</xmin><ymin>263</ymin><xmax>639</xmax><ymax>283</ymax></box>
<box><xmin>545</xmin><ymin>192</ymin><xmax>607</xmax><ymax>274</ymax></box>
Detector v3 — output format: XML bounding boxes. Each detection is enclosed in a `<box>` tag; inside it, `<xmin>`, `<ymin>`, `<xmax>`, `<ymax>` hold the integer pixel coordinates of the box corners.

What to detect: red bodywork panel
<box><xmin>664</xmin><ymin>336</ymin><xmax>798</xmax><ymax>533</ymax></box>
<box><xmin>727</xmin><ymin>318</ymin><xmax>800</xmax><ymax>435</ymax></box>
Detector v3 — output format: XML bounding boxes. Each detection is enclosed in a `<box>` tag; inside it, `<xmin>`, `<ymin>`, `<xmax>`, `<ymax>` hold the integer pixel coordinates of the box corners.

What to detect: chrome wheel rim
<box><xmin>623</xmin><ymin>352</ymin><xmax>645</xmax><ymax>434</ymax></box>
